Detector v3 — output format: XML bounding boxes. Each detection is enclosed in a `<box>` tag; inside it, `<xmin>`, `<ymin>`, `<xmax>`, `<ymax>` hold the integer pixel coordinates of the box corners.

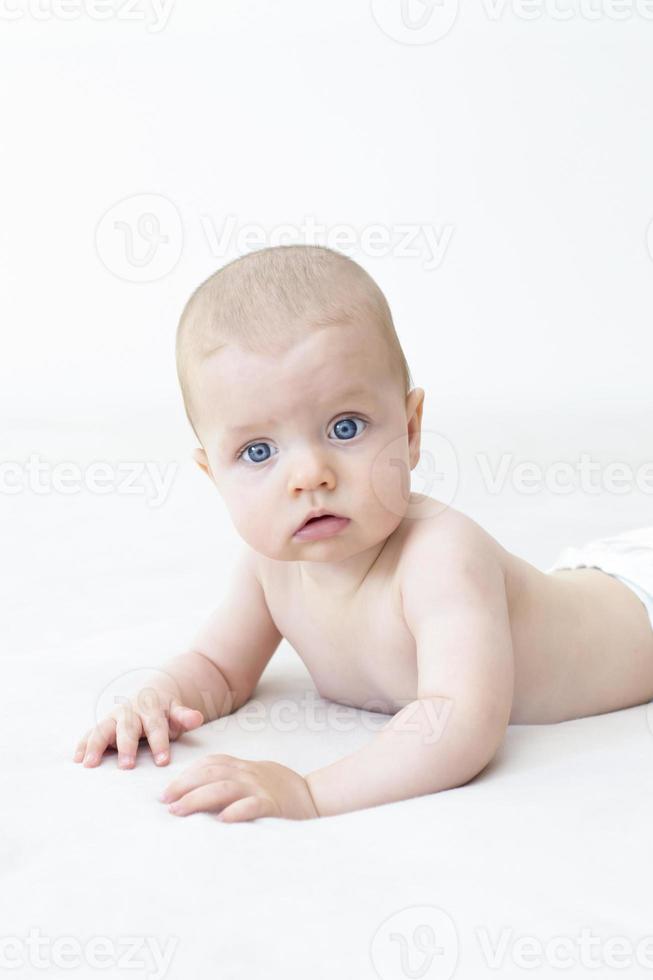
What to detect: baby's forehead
<box><xmin>221</xmin><ymin>318</ymin><xmax>389</xmax><ymax>374</ymax></box>
<box><xmin>223</xmin><ymin>375</ymin><xmax>380</xmax><ymax>418</ymax></box>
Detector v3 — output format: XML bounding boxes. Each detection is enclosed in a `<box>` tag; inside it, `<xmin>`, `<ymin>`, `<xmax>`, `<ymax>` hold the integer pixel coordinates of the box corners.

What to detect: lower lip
<box><xmin>293</xmin><ymin>516</ymin><xmax>350</xmax><ymax>541</ymax></box>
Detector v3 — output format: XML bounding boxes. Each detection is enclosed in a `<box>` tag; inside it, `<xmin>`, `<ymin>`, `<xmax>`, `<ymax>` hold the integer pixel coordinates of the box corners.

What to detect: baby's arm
<box><xmin>74</xmin><ymin>546</ymin><xmax>283</xmax><ymax>767</ymax></box>
<box><xmin>181</xmin><ymin>546</ymin><xmax>284</xmax><ymax>721</ymax></box>
<box><xmin>305</xmin><ymin>541</ymin><xmax>515</xmax><ymax>816</ymax></box>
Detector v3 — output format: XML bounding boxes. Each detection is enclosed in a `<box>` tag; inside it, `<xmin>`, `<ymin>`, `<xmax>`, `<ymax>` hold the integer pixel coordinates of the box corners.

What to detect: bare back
<box><xmin>256</xmin><ymin>498</ymin><xmax>653</xmax><ymax>725</ymax></box>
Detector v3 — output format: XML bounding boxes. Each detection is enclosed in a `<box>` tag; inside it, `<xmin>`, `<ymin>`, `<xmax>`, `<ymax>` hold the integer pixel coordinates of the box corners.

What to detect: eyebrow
<box><xmin>224</xmin><ymin>387</ymin><xmax>373</xmax><ymax>436</ymax></box>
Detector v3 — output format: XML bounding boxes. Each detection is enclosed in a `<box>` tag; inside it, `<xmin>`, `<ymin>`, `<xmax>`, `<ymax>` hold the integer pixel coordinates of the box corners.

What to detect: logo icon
<box><xmin>370</xmin><ymin>905</ymin><xmax>459</xmax><ymax>979</ymax></box>
<box><xmin>95</xmin><ymin>192</ymin><xmax>183</xmax><ymax>282</ymax></box>
<box><xmin>370</xmin><ymin>0</ymin><xmax>459</xmax><ymax>44</ymax></box>
<box><xmin>371</xmin><ymin>427</ymin><xmax>459</xmax><ymax>520</ymax></box>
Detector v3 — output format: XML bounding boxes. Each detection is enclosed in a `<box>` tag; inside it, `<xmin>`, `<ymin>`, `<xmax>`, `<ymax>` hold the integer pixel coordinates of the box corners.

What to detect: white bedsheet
<box><xmin>4</xmin><ymin>634</ymin><xmax>653</xmax><ymax>979</ymax></box>
<box><xmin>4</xmin><ymin>407</ymin><xmax>653</xmax><ymax>978</ymax></box>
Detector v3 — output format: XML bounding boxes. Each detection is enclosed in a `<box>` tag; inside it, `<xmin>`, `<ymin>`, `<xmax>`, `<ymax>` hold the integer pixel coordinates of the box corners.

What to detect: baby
<box><xmin>73</xmin><ymin>244</ymin><xmax>653</xmax><ymax>822</ymax></box>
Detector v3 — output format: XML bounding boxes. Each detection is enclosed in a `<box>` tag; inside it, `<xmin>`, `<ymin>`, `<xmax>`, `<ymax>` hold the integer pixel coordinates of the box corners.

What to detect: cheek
<box><xmin>366</xmin><ymin>434</ymin><xmax>412</xmax><ymax>522</ymax></box>
<box><xmin>218</xmin><ymin>478</ymin><xmax>277</xmax><ymax>545</ymax></box>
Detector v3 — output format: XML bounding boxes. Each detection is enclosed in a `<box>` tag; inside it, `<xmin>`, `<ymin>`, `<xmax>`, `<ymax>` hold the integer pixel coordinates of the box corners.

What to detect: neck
<box><xmin>297</xmin><ymin>535</ymin><xmax>391</xmax><ymax>597</ymax></box>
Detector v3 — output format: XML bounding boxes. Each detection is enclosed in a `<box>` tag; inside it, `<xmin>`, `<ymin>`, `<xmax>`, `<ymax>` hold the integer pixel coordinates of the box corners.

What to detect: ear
<box><xmin>405</xmin><ymin>387</ymin><xmax>425</xmax><ymax>470</ymax></box>
<box><xmin>193</xmin><ymin>447</ymin><xmax>214</xmax><ymax>482</ymax></box>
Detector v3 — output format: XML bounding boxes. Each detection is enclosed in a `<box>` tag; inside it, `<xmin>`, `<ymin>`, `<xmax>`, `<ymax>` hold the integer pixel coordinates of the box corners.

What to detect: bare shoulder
<box><xmin>398</xmin><ymin>495</ymin><xmax>510</xmax><ymax>574</ymax></box>
<box><xmin>397</xmin><ymin>496</ymin><xmax>511</xmax><ymax>613</ymax></box>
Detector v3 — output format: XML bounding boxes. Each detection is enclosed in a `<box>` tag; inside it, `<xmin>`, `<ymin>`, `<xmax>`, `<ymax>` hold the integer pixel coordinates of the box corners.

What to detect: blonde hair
<box><xmin>175</xmin><ymin>244</ymin><xmax>414</xmax><ymax>439</ymax></box>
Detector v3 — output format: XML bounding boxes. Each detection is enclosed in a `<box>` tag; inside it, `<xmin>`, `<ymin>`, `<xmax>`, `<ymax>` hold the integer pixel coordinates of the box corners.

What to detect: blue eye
<box><xmin>239</xmin><ymin>442</ymin><xmax>278</xmax><ymax>465</ymax></box>
<box><xmin>330</xmin><ymin>417</ymin><xmax>366</xmax><ymax>441</ymax></box>
<box><xmin>237</xmin><ymin>417</ymin><xmax>367</xmax><ymax>466</ymax></box>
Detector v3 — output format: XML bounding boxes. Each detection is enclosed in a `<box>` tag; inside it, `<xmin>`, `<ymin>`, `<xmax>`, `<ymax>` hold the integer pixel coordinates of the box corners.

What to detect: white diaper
<box><xmin>545</xmin><ymin>525</ymin><xmax>653</xmax><ymax>633</ymax></box>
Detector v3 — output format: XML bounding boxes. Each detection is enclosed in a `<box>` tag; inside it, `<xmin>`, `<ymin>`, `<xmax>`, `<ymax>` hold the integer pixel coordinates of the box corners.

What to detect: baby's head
<box><xmin>176</xmin><ymin>244</ymin><xmax>424</xmax><ymax>563</ymax></box>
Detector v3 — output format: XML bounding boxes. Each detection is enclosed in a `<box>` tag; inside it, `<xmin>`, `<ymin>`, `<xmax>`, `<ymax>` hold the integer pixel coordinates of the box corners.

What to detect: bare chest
<box><xmin>260</xmin><ymin>565</ymin><xmax>418</xmax><ymax>714</ymax></box>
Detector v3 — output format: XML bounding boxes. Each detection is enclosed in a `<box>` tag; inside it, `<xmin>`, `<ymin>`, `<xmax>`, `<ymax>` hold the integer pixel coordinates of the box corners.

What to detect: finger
<box><xmin>160</xmin><ymin>764</ymin><xmax>244</xmax><ymax>803</ymax></box>
<box><xmin>83</xmin><ymin>718</ymin><xmax>117</xmax><ymax>767</ymax></box>
<box><xmin>140</xmin><ymin>711</ymin><xmax>171</xmax><ymax>766</ymax></box>
<box><xmin>218</xmin><ymin>795</ymin><xmax>272</xmax><ymax>823</ymax></box>
<box><xmin>169</xmin><ymin>703</ymin><xmax>204</xmax><ymax>730</ymax></box>
<box><xmin>115</xmin><ymin>711</ymin><xmax>142</xmax><ymax>769</ymax></box>
<box><xmin>167</xmin><ymin>780</ymin><xmax>247</xmax><ymax>816</ymax></box>
<box><xmin>73</xmin><ymin>731</ymin><xmax>91</xmax><ymax>763</ymax></box>
<box><xmin>167</xmin><ymin>703</ymin><xmax>204</xmax><ymax>741</ymax></box>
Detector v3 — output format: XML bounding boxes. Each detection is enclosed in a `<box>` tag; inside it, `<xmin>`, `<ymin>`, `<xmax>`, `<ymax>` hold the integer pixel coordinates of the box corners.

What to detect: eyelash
<box><xmin>236</xmin><ymin>415</ymin><xmax>369</xmax><ymax>465</ymax></box>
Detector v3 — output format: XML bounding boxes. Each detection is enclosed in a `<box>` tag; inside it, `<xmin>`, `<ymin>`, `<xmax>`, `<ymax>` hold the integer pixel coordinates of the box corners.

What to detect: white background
<box><xmin>3</xmin><ymin>1</ymin><xmax>653</xmax><ymax>655</ymax></box>
<box><xmin>2</xmin><ymin>7</ymin><xmax>653</xmax><ymax>977</ymax></box>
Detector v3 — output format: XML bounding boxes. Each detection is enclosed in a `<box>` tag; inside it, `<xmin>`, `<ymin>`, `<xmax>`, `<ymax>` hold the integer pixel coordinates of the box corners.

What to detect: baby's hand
<box><xmin>160</xmin><ymin>753</ymin><xmax>319</xmax><ymax>822</ymax></box>
<box><xmin>73</xmin><ymin>689</ymin><xmax>204</xmax><ymax>769</ymax></box>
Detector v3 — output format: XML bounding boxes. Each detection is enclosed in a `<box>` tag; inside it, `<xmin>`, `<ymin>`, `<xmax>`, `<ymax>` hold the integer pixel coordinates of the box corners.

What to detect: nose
<box><xmin>287</xmin><ymin>449</ymin><xmax>337</xmax><ymax>494</ymax></box>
